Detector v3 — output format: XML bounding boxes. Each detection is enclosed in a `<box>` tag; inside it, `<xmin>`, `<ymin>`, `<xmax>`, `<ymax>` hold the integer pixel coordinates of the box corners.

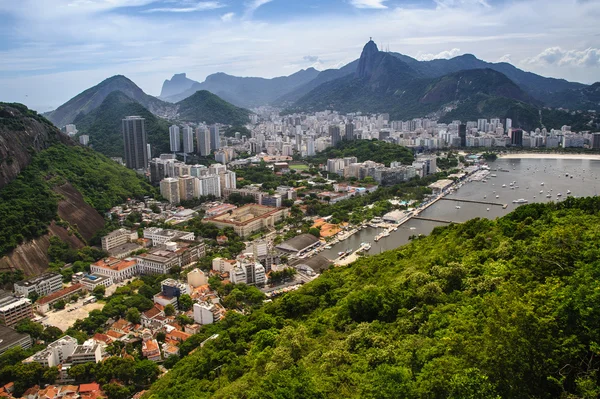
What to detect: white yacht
<box><xmin>541</xmin><ymin>182</ymin><xmax>545</xmax><ymax>186</ymax></box>
<box><xmin>567</xmin><ymin>190</ymin><xmax>572</xmax><ymax>195</ymax></box>
<box><xmin>455</xmin><ymin>206</ymin><xmax>461</xmax><ymax>209</ymax></box>
<box><xmin>512</xmin><ymin>199</ymin><xmax>528</xmax><ymax>204</ymax></box>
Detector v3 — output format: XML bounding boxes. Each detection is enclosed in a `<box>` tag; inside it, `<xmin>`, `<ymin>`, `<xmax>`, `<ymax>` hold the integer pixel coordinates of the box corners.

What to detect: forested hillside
<box><xmin>146</xmin><ymin>197</ymin><xmax>600</xmax><ymax>399</ymax></box>
<box><xmin>307</xmin><ymin>139</ymin><xmax>414</xmax><ymax>167</ymax></box>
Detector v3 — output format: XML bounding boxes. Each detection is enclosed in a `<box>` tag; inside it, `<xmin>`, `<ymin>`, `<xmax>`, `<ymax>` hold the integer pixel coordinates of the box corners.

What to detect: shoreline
<box><xmin>497</xmin><ymin>153</ymin><xmax>600</xmax><ymax>161</ymax></box>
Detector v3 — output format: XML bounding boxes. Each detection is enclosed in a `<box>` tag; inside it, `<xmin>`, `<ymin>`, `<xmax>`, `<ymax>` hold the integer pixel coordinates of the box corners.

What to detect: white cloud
<box><xmin>416</xmin><ymin>48</ymin><xmax>462</xmax><ymax>61</ymax></box>
<box><xmin>497</xmin><ymin>54</ymin><xmax>512</xmax><ymax>63</ymax></box>
<box><xmin>221</xmin><ymin>12</ymin><xmax>235</xmax><ymax>21</ymax></box>
<box><xmin>524</xmin><ymin>47</ymin><xmax>600</xmax><ymax>67</ymax></box>
<box><xmin>244</xmin><ymin>0</ymin><xmax>273</xmax><ymax>18</ymax></box>
<box><xmin>350</xmin><ymin>0</ymin><xmax>387</xmax><ymax>9</ymax></box>
<box><xmin>144</xmin><ymin>1</ymin><xmax>224</xmax><ymax>13</ymax></box>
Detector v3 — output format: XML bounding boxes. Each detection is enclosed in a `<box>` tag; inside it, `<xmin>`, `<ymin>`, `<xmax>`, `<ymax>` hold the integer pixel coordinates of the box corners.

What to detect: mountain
<box><xmin>160</xmin><ymin>73</ymin><xmax>198</xmax><ymax>99</ymax></box>
<box><xmin>162</xmin><ymin>68</ymin><xmax>321</xmax><ymax>107</ymax></box>
<box><xmin>545</xmin><ymin>82</ymin><xmax>600</xmax><ymax>111</ymax></box>
<box><xmin>0</xmin><ymin>103</ymin><xmax>156</xmax><ymax>275</ymax></box>
<box><xmin>290</xmin><ymin>41</ymin><xmax>544</xmax><ymax>129</ymax></box>
<box><xmin>147</xmin><ymin>197</ymin><xmax>600</xmax><ymax>398</ymax></box>
<box><xmin>73</xmin><ymin>91</ymin><xmax>172</xmax><ymax>158</ymax></box>
<box><xmin>176</xmin><ymin>90</ymin><xmax>251</xmax><ymax>125</ymax></box>
<box><xmin>389</xmin><ymin>52</ymin><xmax>587</xmax><ymax>102</ymax></box>
<box><xmin>45</xmin><ymin>75</ymin><xmax>175</xmax><ymax>128</ymax></box>
<box><xmin>274</xmin><ymin>61</ymin><xmax>359</xmax><ymax>105</ymax></box>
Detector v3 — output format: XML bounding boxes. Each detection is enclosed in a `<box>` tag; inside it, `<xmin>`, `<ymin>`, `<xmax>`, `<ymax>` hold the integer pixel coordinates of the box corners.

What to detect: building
<box><xmin>36</xmin><ymin>284</ymin><xmax>85</xmax><ymax>313</ymax></box>
<box><xmin>416</xmin><ymin>155</ymin><xmax>437</xmax><ymax>175</ymax></box>
<box><xmin>197</xmin><ymin>127</ymin><xmax>211</xmax><ymax>156</ymax></box>
<box><xmin>153</xmin><ymin>279</ymin><xmax>190</xmax><ymax>309</ymax></box>
<box><xmin>275</xmin><ymin>234</ymin><xmax>320</xmax><ymax>254</ymax></box>
<box><xmin>202</xmin><ymin>204</ymin><xmax>288</xmax><ymax>238</ymax></box>
<box><xmin>230</xmin><ymin>262</ymin><xmax>266</xmax><ymax>286</ymax></box>
<box><xmin>122</xmin><ymin>116</ymin><xmax>148</xmax><ymax>170</ymax></box>
<box><xmin>382</xmin><ymin>210</ymin><xmax>410</xmax><ymax>224</ymax></box>
<box><xmin>510</xmin><ymin>129</ymin><xmax>524</xmax><ymax>146</ymax></box>
<box><xmin>80</xmin><ymin>274</ymin><xmax>113</xmax><ymax>291</ymax></box>
<box><xmin>593</xmin><ymin>133</ymin><xmax>600</xmax><ymax>149</ymax></box>
<box><xmin>345</xmin><ymin>123</ymin><xmax>355</xmax><ymax>141</ymax></box>
<box><xmin>66</xmin><ymin>340</ymin><xmax>104</xmax><ymax>366</ymax></box>
<box><xmin>212</xmin><ymin>258</ymin><xmax>239</xmax><ymax>274</ymax></box>
<box><xmin>25</xmin><ymin>336</ymin><xmax>78</xmax><ymax>367</ymax></box>
<box><xmin>197</xmin><ymin>175</ymin><xmax>222</xmax><ymax>197</ymax></box>
<box><xmin>91</xmin><ymin>258</ymin><xmax>138</xmax><ymax>282</ymax></box>
<box><xmin>79</xmin><ymin>135</ymin><xmax>89</xmax><ymax>146</ymax></box>
<box><xmin>182</xmin><ymin>126</ymin><xmax>195</xmax><ymax>153</ymax></box>
<box><xmin>143</xmin><ymin>227</ymin><xmax>195</xmax><ymax>246</ymax></box>
<box><xmin>142</xmin><ymin>338</ymin><xmax>162</xmax><ymax>362</ymax></box>
<box><xmin>428</xmin><ymin>179</ymin><xmax>455</xmax><ymax>194</ymax></box>
<box><xmin>187</xmin><ymin>268</ymin><xmax>208</xmax><ymax>287</ymax></box>
<box><xmin>0</xmin><ymin>290</ymin><xmax>33</xmax><ymax>328</ymax></box>
<box><xmin>169</xmin><ymin>125</ymin><xmax>180</xmax><ymax>152</ymax></box>
<box><xmin>330</xmin><ymin>125</ymin><xmax>342</xmax><ymax>147</ymax></box>
<box><xmin>261</xmin><ymin>194</ymin><xmax>282</xmax><ymax>208</ymax></box>
<box><xmin>178</xmin><ymin>175</ymin><xmax>196</xmax><ymax>202</ymax></box>
<box><xmin>458</xmin><ymin>124</ymin><xmax>467</xmax><ymax>147</ymax></box>
<box><xmin>160</xmin><ymin>177</ymin><xmax>180</xmax><ymax>204</ymax></box>
<box><xmin>193</xmin><ymin>303</ymin><xmax>218</xmax><ymax>325</ymax></box>
<box><xmin>0</xmin><ymin>325</ymin><xmax>32</xmax><ymax>355</ymax></box>
<box><xmin>101</xmin><ymin>229</ymin><xmax>138</xmax><ymax>252</ymax></box>
<box><xmin>14</xmin><ymin>272</ymin><xmax>62</xmax><ymax>298</ymax></box>
<box><xmin>136</xmin><ymin>240</ymin><xmax>206</xmax><ymax>275</ymax></box>
<box><xmin>210</xmin><ymin>125</ymin><xmax>220</xmax><ymax>151</ymax></box>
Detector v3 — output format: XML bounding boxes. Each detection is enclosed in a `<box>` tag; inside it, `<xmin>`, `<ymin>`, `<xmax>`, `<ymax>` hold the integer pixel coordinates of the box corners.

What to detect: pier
<box><xmin>412</xmin><ymin>217</ymin><xmax>458</xmax><ymax>224</ymax></box>
<box><xmin>440</xmin><ymin>198</ymin><xmax>507</xmax><ymax>207</ymax></box>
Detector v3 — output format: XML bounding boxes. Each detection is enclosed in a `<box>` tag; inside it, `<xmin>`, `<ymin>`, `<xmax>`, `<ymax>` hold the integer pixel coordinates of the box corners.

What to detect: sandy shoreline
<box><xmin>498</xmin><ymin>153</ymin><xmax>600</xmax><ymax>161</ymax></box>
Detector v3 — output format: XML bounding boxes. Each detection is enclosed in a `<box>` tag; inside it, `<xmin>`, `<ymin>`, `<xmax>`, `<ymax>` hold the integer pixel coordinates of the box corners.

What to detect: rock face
<box><xmin>0</xmin><ymin>103</ymin><xmax>70</xmax><ymax>189</ymax></box>
<box><xmin>356</xmin><ymin>40</ymin><xmax>380</xmax><ymax>80</ymax></box>
<box><xmin>160</xmin><ymin>73</ymin><xmax>198</xmax><ymax>99</ymax></box>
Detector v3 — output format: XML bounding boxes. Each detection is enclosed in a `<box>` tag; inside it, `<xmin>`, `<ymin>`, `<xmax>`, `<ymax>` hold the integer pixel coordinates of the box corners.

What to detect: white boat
<box><xmin>509</xmin><ymin>182</ymin><xmax>514</xmax><ymax>186</ymax></box>
<box><xmin>557</xmin><ymin>193</ymin><xmax>562</xmax><ymax>197</ymax></box>
<box><xmin>533</xmin><ymin>196</ymin><xmax>536</xmax><ymax>199</ymax></box>
<box><xmin>540</xmin><ymin>190</ymin><xmax>543</xmax><ymax>194</ymax></box>
<box><xmin>484</xmin><ymin>195</ymin><xmax>487</xmax><ymax>199</ymax></box>
<box><xmin>486</xmin><ymin>208</ymin><xmax>490</xmax><ymax>211</ymax></box>
<box><xmin>546</xmin><ymin>194</ymin><xmax>552</xmax><ymax>198</ymax></box>
<box><xmin>491</xmin><ymin>174</ymin><xmax>497</xmax><ymax>177</ymax></box>
<box><xmin>567</xmin><ymin>190</ymin><xmax>572</xmax><ymax>195</ymax></box>
<box><xmin>502</xmin><ymin>184</ymin><xmax>506</xmax><ymax>188</ymax></box>
<box><xmin>496</xmin><ymin>195</ymin><xmax>499</xmax><ymax>199</ymax></box>
<box><xmin>512</xmin><ymin>199</ymin><xmax>528</xmax><ymax>204</ymax></box>
<box><xmin>456</xmin><ymin>206</ymin><xmax>461</xmax><ymax>209</ymax></box>
<box><xmin>409</xmin><ymin>227</ymin><xmax>416</xmax><ymax>230</ymax></box>
<box><xmin>541</xmin><ymin>182</ymin><xmax>544</xmax><ymax>186</ymax></box>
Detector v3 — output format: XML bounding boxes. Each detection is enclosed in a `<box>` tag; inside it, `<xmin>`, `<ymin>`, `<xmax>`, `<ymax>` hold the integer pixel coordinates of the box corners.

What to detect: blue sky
<box><xmin>0</xmin><ymin>0</ymin><xmax>598</xmax><ymax>111</ymax></box>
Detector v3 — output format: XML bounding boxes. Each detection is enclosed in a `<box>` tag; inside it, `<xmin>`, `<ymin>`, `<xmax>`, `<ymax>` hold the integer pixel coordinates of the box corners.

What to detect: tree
<box><xmin>102</xmin><ymin>383</ymin><xmax>131</xmax><ymax>399</ymax></box>
<box><xmin>53</xmin><ymin>300</ymin><xmax>66</xmax><ymax>310</ymax></box>
<box><xmin>41</xmin><ymin>326</ymin><xmax>63</xmax><ymax>342</ymax></box>
<box><xmin>178</xmin><ymin>294</ymin><xmax>193</xmax><ymax>311</ymax></box>
<box><xmin>134</xmin><ymin>359</ymin><xmax>160</xmax><ymax>386</ymax></box>
<box><xmin>308</xmin><ymin>227</ymin><xmax>321</xmax><ymax>238</ymax></box>
<box><xmin>126</xmin><ymin>308</ymin><xmax>141</xmax><ymax>324</ymax></box>
<box><xmin>16</xmin><ymin>319</ymin><xmax>44</xmax><ymax>339</ymax></box>
<box><xmin>164</xmin><ymin>304</ymin><xmax>176</xmax><ymax>316</ymax></box>
<box><xmin>42</xmin><ymin>366</ymin><xmax>59</xmax><ymax>384</ymax></box>
<box><xmin>93</xmin><ymin>285</ymin><xmax>106</xmax><ymax>299</ymax></box>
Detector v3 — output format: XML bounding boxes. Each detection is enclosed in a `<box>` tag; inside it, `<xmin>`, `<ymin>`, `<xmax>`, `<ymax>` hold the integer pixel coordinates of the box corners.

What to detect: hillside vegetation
<box><xmin>176</xmin><ymin>90</ymin><xmax>250</xmax><ymax>125</ymax></box>
<box><xmin>307</xmin><ymin>139</ymin><xmax>414</xmax><ymax>167</ymax></box>
<box><xmin>146</xmin><ymin>197</ymin><xmax>600</xmax><ymax>399</ymax></box>
<box><xmin>0</xmin><ymin>142</ymin><xmax>156</xmax><ymax>257</ymax></box>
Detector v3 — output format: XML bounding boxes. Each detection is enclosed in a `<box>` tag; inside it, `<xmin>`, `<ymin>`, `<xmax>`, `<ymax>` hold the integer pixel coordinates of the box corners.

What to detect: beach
<box><xmin>498</xmin><ymin>153</ymin><xmax>600</xmax><ymax>161</ymax></box>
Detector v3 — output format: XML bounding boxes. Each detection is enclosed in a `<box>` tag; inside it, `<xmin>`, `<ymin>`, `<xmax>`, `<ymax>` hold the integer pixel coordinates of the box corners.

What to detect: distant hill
<box><xmin>544</xmin><ymin>82</ymin><xmax>600</xmax><ymax>111</ymax></box>
<box><xmin>0</xmin><ymin>102</ymin><xmax>156</xmax><ymax>275</ymax></box>
<box><xmin>44</xmin><ymin>75</ymin><xmax>176</xmax><ymax>128</ymax></box>
<box><xmin>160</xmin><ymin>73</ymin><xmax>198</xmax><ymax>99</ymax></box>
<box><xmin>176</xmin><ymin>90</ymin><xmax>251</xmax><ymax>125</ymax></box>
<box><xmin>162</xmin><ymin>68</ymin><xmax>321</xmax><ymax>107</ymax></box>
<box><xmin>290</xmin><ymin>41</ymin><xmax>548</xmax><ymax>130</ymax></box>
<box><xmin>73</xmin><ymin>91</ymin><xmax>171</xmax><ymax>158</ymax></box>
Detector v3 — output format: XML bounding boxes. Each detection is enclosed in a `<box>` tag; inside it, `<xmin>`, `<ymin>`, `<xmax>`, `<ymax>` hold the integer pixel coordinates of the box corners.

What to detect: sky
<box><xmin>0</xmin><ymin>0</ymin><xmax>599</xmax><ymax>111</ymax></box>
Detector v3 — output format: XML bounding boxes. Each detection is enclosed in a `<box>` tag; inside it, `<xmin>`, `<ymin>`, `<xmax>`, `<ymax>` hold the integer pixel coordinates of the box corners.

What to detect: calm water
<box><xmin>322</xmin><ymin>158</ymin><xmax>600</xmax><ymax>260</ymax></box>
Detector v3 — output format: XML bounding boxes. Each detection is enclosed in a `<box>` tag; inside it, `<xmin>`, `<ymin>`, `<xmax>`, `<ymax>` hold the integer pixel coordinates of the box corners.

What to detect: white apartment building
<box><xmin>0</xmin><ymin>291</ymin><xmax>33</xmax><ymax>328</ymax></box>
<box><xmin>90</xmin><ymin>258</ymin><xmax>138</xmax><ymax>282</ymax></box>
<box><xmin>178</xmin><ymin>175</ymin><xmax>196</xmax><ymax>202</ymax></box>
<box><xmin>212</xmin><ymin>258</ymin><xmax>239</xmax><ymax>274</ymax></box>
<box><xmin>193</xmin><ymin>303</ymin><xmax>215</xmax><ymax>325</ymax></box>
<box><xmin>25</xmin><ymin>336</ymin><xmax>78</xmax><ymax>367</ymax></box>
<box><xmin>143</xmin><ymin>227</ymin><xmax>195</xmax><ymax>246</ymax></box>
<box><xmin>14</xmin><ymin>272</ymin><xmax>63</xmax><ymax>297</ymax></box>
<box><xmin>101</xmin><ymin>229</ymin><xmax>138</xmax><ymax>252</ymax></box>
<box><xmin>197</xmin><ymin>175</ymin><xmax>221</xmax><ymax>197</ymax></box>
<box><xmin>160</xmin><ymin>177</ymin><xmax>180</xmax><ymax>204</ymax></box>
<box><xmin>182</xmin><ymin>126</ymin><xmax>195</xmax><ymax>153</ymax></box>
<box><xmin>169</xmin><ymin>125</ymin><xmax>180</xmax><ymax>152</ymax></box>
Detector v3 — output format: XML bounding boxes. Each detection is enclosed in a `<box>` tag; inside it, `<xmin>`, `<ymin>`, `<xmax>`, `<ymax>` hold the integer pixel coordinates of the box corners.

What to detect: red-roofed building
<box><xmin>142</xmin><ymin>339</ymin><xmax>161</xmax><ymax>362</ymax></box>
<box><xmin>36</xmin><ymin>284</ymin><xmax>85</xmax><ymax>313</ymax></box>
<box><xmin>91</xmin><ymin>258</ymin><xmax>138</xmax><ymax>282</ymax></box>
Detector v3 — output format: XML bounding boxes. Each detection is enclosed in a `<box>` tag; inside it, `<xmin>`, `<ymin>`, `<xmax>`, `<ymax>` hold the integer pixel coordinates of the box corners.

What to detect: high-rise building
<box><xmin>592</xmin><ymin>133</ymin><xmax>600</xmax><ymax>149</ymax></box>
<box><xmin>169</xmin><ymin>125</ymin><xmax>180</xmax><ymax>152</ymax></box>
<box><xmin>330</xmin><ymin>125</ymin><xmax>342</xmax><ymax>147</ymax></box>
<box><xmin>197</xmin><ymin>127</ymin><xmax>211</xmax><ymax>156</ymax></box>
<box><xmin>79</xmin><ymin>135</ymin><xmax>89</xmax><ymax>146</ymax></box>
<box><xmin>510</xmin><ymin>129</ymin><xmax>524</xmax><ymax>146</ymax></box>
<box><xmin>282</xmin><ymin>144</ymin><xmax>293</xmax><ymax>157</ymax></box>
<box><xmin>197</xmin><ymin>175</ymin><xmax>221</xmax><ymax>198</ymax></box>
<box><xmin>458</xmin><ymin>124</ymin><xmax>467</xmax><ymax>147</ymax></box>
<box><xmin>505</xmin><ymin>118</ymin><xmax>512</xmax><ymax>133</ymax></box>
<box><xmin>122</xmin><ymin>116</ymin><xmax>148</xmax><ymax>170</ymax></box>
<box><xmin>182</xmin><ymin>126</ymin><xmax>194</xmax><ymax>154</ymax></box>
<box><xmin>477</xmin><ymin>119</ymin><xmax>487</xmax><ymax>132</ymax></box>
<box><xmin>210</xmin><ymin>125</ymin><xmax>220</xmax><ymax>151</ymax></box>
<box><xmin>178</xmin><ymin>175</ymin><xmax>196</xmax><ymax>201</ymax></box>
<box><xmin>160</xmin><ymin>178</ymin><xmax>180</xmax><ymax>204</ymax></box>
<box><xmin>345</xmin><ymin>123</ymin><xmax>355</xmax><ymax>141</ymax></box>
<box><xmin>306</xmin><ymin>136</ymin><xmax>315</xmax><ymax>156</ymax></box>
<box><xmin>0</xmin><ymin>290</ymin><xmax>33</xmax><ymax>328</ymax></box>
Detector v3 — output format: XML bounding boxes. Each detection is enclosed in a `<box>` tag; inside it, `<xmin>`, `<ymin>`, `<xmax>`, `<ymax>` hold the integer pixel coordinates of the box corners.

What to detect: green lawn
<box><xmin>289</xmin><ymin>164</ymin><xmax>309</xmax><ymax>170</ymax></box>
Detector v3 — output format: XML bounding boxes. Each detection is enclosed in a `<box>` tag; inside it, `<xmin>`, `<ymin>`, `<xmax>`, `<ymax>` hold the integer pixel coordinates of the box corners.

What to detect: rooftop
<box><xmin>275</xmin><ymin>234</ymin><xmax>319</xmax><ymax>253</ymax></box>
<box><xmin>0</xmin><ymin>325</ymin><xmax>31</xmax><ymax>352</ymax></box>
<box><xmin>14</xmin><ymin>272</ymin><xmax>61</xmax><ymax>287</ymax></box>
<box><xmin>37</xmin><ymin>284</ymin><xmax>83</xmax><ymax>305</ymax></box>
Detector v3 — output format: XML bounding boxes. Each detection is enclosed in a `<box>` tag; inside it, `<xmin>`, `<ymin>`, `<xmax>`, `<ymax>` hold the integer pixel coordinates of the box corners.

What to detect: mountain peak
<box><xmin>356</xmin><ymin>39</ymin><xmax>381</xmax><ymax>79</ymax></box>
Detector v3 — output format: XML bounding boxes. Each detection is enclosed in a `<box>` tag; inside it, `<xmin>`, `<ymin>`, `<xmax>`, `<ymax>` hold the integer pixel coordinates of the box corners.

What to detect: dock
<box><xmin>412</xmin><ymin>217</ymin><xmax>458</xmax><ymax>224</ymax></box>
<box><xmin>440</xmin><ymin>198</ymin><xmax>507</xmax><ymax>207</ymax></box>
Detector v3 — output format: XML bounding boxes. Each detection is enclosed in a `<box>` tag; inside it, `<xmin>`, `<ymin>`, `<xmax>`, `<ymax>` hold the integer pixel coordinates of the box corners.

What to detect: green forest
<box><xmin>146</xmin><ymin>197</ymin><xmax>600</xmax><ymax>398</ymax></box>
<box><xmin>307</xmin><ymin>139</ymin><xmax>415</xmax><ymax>167</ymax></box>
<box><xmin>176</xmin><ymin>90</ymin><xmax>251</xmax><ymax>125</ymax></box>
<box><xmin>0</xmin><ymin>143</ymin><xmax>156</xmax><ymax>256</ymax></box>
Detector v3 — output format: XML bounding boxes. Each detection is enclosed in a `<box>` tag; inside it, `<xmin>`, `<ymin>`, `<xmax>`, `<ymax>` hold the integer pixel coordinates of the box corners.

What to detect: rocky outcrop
<box><xmin>54</xmin><ymin>183</ymin><xmax>106</xmax><ymax>241</ymax></box>
<box><xmin>0</xmin><ymin>222</ymin><xmax>86</xmax><ymax>277</ymax></box>
<box><xmin>0</xmin><ymin>103</ymin><xmax>70</xmax><ymax>189</ymax></box>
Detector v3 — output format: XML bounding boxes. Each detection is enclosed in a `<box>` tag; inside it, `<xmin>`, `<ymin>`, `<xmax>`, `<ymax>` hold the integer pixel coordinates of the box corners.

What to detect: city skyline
<box><xmin>0</xmin><ymin>0</ymin><xmax>598</xmax><ymax>111</ymax></box>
